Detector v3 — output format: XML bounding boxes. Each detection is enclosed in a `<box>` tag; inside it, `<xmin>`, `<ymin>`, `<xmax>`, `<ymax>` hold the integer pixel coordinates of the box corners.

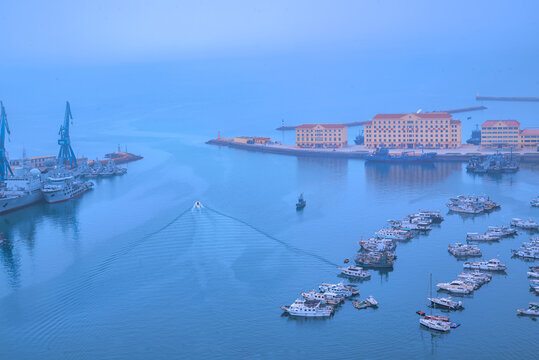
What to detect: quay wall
<box><xmin>206</xmin><ymin>139</ymin><xmax>539</xmax><ymax>163</ymax></box>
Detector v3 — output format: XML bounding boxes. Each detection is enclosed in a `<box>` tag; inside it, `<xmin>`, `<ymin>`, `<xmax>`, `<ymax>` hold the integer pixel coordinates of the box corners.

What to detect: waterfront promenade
<box><xmin>207</xmin><ymin>139</ymin><xmax>539</xmax><ymax>163</ymax></box>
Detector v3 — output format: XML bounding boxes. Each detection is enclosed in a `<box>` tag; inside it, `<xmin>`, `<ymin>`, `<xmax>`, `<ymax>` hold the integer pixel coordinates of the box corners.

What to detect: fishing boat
<box><xmin>338</xmin><ymin>265</ymin><xmax>371</xmax><ymax>279</ymax></box>
<box><xmin>531</xmin><ymin>197</ymin><xmax>539</xmax><ymax>208</ymax></box>
<box><xmin>448</xmin><ymin>243</ymin><xmax>482</xmax><ymax>257</ymax></box>
<box><xmin>281</xmin><ymin>299</ymin><xmax>333</xmax><ymax>317</ymax></box>
<box><xmin>358</xmin><ymin>238</ymin><xmax>397</xmax><ymax>252</ymax></box>
<box><xmin>458</xmin><ymin>271</ymin><xmax>492</xmax><ymax>289</ymax></box>
<box><xmin>355</xmin><ymin>251</ymin><xmax>394</xmax><ymax>269</ymax></box>
<box><xmin>296</xmin><ymin>193</ymin><xmax>306</xmax><ymax>210</ymax></box>
<box><xmin>510</xmin><ymin>218</ymin><xmax>539</xmax><ymax>230</ymax></box>
<box><xmin>511</xmin><ymin>248</ymin><xmax>539</xmax><ymax>260</ymax></box>
<box><xmin>428</xmin><ymin>296</ymin><xmax>463</xmax><ymax>310</ymax></box>
<box><xmin>416</xmin><ymin>210</ymin><xmax>444</xmax><ymax>223</ymax></box>
<box><xmin>516</xmin><ymin>303</ymin><xmax>539</xmax><ymax>316</ymax></box>
<box><xmin>463</xmin><ymin>258</ymin><xmax>507</xmax><ymax>271</ymax></box>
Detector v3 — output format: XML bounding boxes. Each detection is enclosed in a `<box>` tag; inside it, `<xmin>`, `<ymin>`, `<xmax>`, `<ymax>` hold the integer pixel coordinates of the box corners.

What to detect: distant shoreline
<box><xmin>206</xmin><ymin>139</ymin><xmax>539</xmax><ymax>163</ymax></box>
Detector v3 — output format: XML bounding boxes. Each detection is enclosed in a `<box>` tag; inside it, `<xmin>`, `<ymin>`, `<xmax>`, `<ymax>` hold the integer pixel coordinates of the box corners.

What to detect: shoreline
<box><xmin>206</xmin><ymin>139</ymin><xmax>539</xmax><ymax>163</ymax></box>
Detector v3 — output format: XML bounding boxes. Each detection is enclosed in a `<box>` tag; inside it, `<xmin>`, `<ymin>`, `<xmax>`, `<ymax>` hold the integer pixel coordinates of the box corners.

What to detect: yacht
<box><xmin>463</xmin><ymin>258</ymin><xmax>506</xmax><ymax>271</ymax></box>
<box><xmin>319</xmin><ymin>282</ymin><xmax>359</xmax><ymax>297</ymax></box>
<box><xmin>301</xmin><ymin>291</ymin><xmax>344</xmax><ymax>305</ymax></box>
<box><xmin>516</xmin><ymin>303</ymin><xmax>539</xmax><ymax>316</ymax></box>
<box><xmin>281</xmin><ymin>299</ymin><xmax>333</xmax><ymax>317</ymax></box>
<box><xmin>486</xmin><ymin>226</ymin><xmax>517</xmax><ymax>237</ymax></box>
<box><xmin>428</xmin><ymin>296</ymin><xmax>463</xmax><ymax>310</ymax></box>
<box><xmin>458</xmin><ymin>271</ymin><xmax>491</xmax><ymax>289</ymax></box>
<box><xmin>510</xmin><ymin>218</ymin><xmax>539</xmax><ymax>230</ymax></box>
<box><xmin>466</xmin><ymin>232</ymin><xmax>500</xmax><ymax>242</ymax></box>
<box><xmin>338</xmin><ymin>265</ymin><xmax>371</xmax><ymax>279</ymax></box>
<box><xmin>0</xmin><ymin>168</ymin><xmax>43</xmax><ymax>214</ymax></box>
<box><xmin>436</xmin><ymin>280</ymin><xmax>474</xmax><ymax>294</ymax></box>
<box><xmin>511</xmin><ymin>248</ymin><xmax>539</xmax><ymax>260</ymax></box>
<box><xmin>419</xmin><ymin>318</ymin><xmax>450</xmax><ymax>332</ymax></box>
<box><xmin>375</xmin><ymin>228</ymin><xmax>413</xmax><ymax>241</ymax></box>
<box><xmin>41</xmin><ymin>176</ymin><xmax>94</xmax><ymax>203</ymax></box>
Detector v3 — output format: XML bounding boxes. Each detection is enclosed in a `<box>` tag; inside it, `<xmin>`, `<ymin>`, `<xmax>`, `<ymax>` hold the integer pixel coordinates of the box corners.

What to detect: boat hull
<box><xmin>0</xmin><ymin>190</ymin><xmax>43</xmax><ymax>215</ymax></box>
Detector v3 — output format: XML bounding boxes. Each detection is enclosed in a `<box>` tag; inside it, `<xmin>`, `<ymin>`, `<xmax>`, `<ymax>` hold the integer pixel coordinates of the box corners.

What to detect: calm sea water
<box><xmin>0</xmin><ymin>59</ymin><xmax>538</xmax><ymax>359</ymax></box>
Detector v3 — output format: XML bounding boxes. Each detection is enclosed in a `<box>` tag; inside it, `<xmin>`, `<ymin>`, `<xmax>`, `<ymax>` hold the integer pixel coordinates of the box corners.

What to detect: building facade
<box><xmin>295</xmin><ymin>124</ymin><xmax>347</xmax><ymax>148</ymax></box>
<box><xmin>480</xmin><ymin>120</ymin><xmax>521</xmax><ymax>148</ymax></box>
<box><xmin>519</xmin><ymin>128</ymin><xmax>539</xmax><ymax>149</ymax></box>
<box><xmin>364</xmin><ymin>113</ymin><xmax>462</xmax><ymax>149</ymax></box>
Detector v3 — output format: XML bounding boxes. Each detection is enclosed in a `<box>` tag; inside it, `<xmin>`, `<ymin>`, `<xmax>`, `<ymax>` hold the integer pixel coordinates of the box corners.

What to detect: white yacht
<box><xmin>436</xmin><ymin>280</ymin><xmax>474</xmax><ymax>294</ymax></box>
<box><xmin>338</xmin><ymin>265</ymin><xmax>371</xmax><ymax>279</ymax></box>
<box><xmin>463</xmin><ymin>258</ymin><xmax>507</xmax><ymax>271</ymax></box>
<box><xmin>510</xmin><ymin>218</ymin><xmax>539</xmax><ymax>230</ymax></box>
<box><xmin>428</xmin><ymin>296</ymin><xmax>463</xmax><ymax>310</ymax></box>
<box><xmin>486</xmin><ymin>226</ymin><xmax>517</xmax><ymax>237</ymax></box>
<box><xmin>516</xmin><ymin>303</ymin><xmax>539</xmax><ymax>316</ymax></box>
<box><xmin>281</xmin><ymin>299</ymin><xmax>333</xmax><ymax>317</ymax></box>
<box><xmin>301</xmin><ymin>291</ymin><xmax>344</xmax><ymax>305</ymax></box>
<box><xmin>0</xmin><ymin>168</ymin><xmax>43</xmax><ymax>214</ymax></box>
<box><xmin>419</xmin><ymin>318</ymin><xmax>450</xmax><ymax>332</ymax></box>
<box><xmin>41</xmin><ymin>176</ymin><xmax>94</xmax><ymax>203</ymax></box>
<box><xmin>319</xmin><ymin>282</ymin><xmax>359</xmax><ymax>297</ymax></box>
<box><xmin>466</xmin><ymin>232</ymin><xmax>500</xmax><ymax>241</ymax></box>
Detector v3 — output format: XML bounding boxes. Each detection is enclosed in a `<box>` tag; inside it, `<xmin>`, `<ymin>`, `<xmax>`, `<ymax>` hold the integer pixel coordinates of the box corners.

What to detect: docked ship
<box><xmin>41</xmin><ymin>176</ymin><xmax>94</xmax><ymax>204</ymax></box>
<box><xmin>0</xmin><ymin>168</ymin><xmax>43</xmax><ymax>214</ymax></box>
<box><xmin>365</xmin><ymin>148</ymin><xmax>437</xmax><ymax>163</ymax></box>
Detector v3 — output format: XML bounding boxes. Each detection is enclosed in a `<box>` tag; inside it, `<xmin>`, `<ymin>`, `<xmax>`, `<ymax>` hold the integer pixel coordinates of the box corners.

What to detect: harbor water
<box><xmin>1</xmin><ymin>59</ymin><xmax>539</xmax><ymax>359</ymax></box>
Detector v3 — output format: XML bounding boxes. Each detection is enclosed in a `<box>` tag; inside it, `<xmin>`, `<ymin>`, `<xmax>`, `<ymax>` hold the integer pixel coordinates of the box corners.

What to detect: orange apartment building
<box><xmin>364</xmin><ymin>112</ymin><xmax>462</xmax><ymax>149</ymax></box>
<box><xmin>295</xmin><ymin>124</ymin><xmax>347</xmax><ymax>148</ymax></box>
<box><xmin>481</xmin><ymin>120</ymin><xmax>539</xmax><ymax>149</ymax></box>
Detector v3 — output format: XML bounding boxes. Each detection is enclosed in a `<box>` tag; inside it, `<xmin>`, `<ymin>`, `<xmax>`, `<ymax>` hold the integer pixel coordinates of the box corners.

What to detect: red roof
<box><xmin>373</xmin><ymin>112</ymin><xmax>452</xmax><ymax>120</ymax></box>
<box><xmin>520</xmin><ymin>128</ymin><xmax>539</xmax><ymax>136</ymax></box>
<box><xmin>482</xmin><ymin>120</ymin><xmax>520</xmax><ymax>127</ymax></box>
<box><xmin>296</xmin><ymin>124</ymin><xmax>346</xmax><ymax>129</ymax></box>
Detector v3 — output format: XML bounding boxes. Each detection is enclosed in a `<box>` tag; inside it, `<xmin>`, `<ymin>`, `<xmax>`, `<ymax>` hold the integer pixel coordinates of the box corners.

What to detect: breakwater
<box><xmin>206</xmin><ymin>139</ymin><xmax>539</xmax><ymax>163</ymax></box>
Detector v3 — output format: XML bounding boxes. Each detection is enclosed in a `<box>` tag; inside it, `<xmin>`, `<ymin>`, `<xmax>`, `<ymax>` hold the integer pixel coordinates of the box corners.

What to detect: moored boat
<box><xmin>516</xmin><ymin>302</ymin><xmax>539</xmax><ymax>316</ymax></box>
<box><xmin>419</xmin><ymin>318</ymin><xmax>450</xmax><ymax>332</ymax></box>
<box><xmin>437</xmin><ymin>280</ymin><xmax>474</xmax><ymax>294</ymax></box>
<box><xmin>510</xmin><ymin>218</ymin><xmax>539</xmax><ymax>230</ymax></box>
<box><xmin>463</xmin><ymin>258</ymin><xmax>507</xmax><ymax>272</ymax></box>
<box><xmin>338</xmin><ymin>265</ymin><xmax>371</xmax><ymax>279</ymax></box>
<box><xmin>281</xmin><ymin>299</ymin><xmax>333</xmax><ymax>317</ymax></box>
<box><xmin>428</xmin><ymin>296</ymin><xmax>463</xmax><ymax>310</ymax></box>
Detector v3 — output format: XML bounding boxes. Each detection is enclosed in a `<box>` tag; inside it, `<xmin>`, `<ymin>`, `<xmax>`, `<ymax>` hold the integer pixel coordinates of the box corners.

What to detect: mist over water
<box><xmin>1</xmin><ymin>1</ymin><xmax>539</xmax><ymax>358</ymax></box>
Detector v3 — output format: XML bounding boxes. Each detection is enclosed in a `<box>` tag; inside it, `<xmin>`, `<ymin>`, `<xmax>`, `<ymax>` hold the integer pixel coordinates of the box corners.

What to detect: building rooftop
<box><xmin>482</xmin><ymin>120</ymin><xmax>520</xmax><ymax>127</ymax></box>
<box><xmin>520</xmin><ymin>128</ymin><xmax>539</xmax><ymax>136</ymax></box>
<box><xmin>373</xmin><ymin>112</ymin><xmax>452</xmax><ymax>120</ymax></box>
<box><xmin>296</xmin><ymin>124</ymin><xmax>346</xmax><ymax>129</ymax></box>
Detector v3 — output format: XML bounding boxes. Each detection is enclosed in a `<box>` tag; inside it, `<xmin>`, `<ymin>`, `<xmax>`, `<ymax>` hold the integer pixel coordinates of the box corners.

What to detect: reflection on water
<box><xmin>296</xmin><ymin>157</ymin><xmax>348</xmax><ymax>179</ymax></box>
<box><xmin>0</xmin><ymin>199</ymin><xmax>81</xmax><ymax>290</ymax></box>
<box><xmin>365</xmin><ymin>162</ymin><xmax>462</xmax><ymax>185</ymax></box>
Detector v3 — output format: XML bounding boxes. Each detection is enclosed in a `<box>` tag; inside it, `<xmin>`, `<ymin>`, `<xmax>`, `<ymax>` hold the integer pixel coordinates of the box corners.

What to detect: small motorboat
<box><xmin>516</xmin><ymin>302</ymin><xmax>539</xmax><ymax>316</ymax></box>
<box><xmin>428</xmin><ymin>296</ymin><xmax>463</xmax><ymax>310</ymax></box>
<box><xmin>338</xmin><ymin>265</ymin><xmax>371</xmax><ymax>279</ymax></box>
<box><xmin>296</xmin><ymin>193</ymin><xmax>306</xmax><ymax>210</ymax></box>
<box><xmin>344</xmin><ymin>258</ymin><xmax>350</xmax><ymax>264</ymax></box>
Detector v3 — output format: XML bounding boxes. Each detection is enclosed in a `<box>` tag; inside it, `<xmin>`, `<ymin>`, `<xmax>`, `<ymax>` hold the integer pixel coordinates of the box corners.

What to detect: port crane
<box><xmin>57</xmin><ymin>101</ymin><xmax>77</xmax><ymax>168</ymax></box>
<box><xmin>0</xmin><ymin>102</ymin><xmax>13</xmax><ymax>181</ymax></box>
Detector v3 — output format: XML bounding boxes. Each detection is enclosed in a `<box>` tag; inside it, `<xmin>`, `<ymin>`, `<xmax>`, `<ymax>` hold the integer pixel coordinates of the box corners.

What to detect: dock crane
<box><xmin>57</xmin><ymin>101</ymin><xmax>77</xmax><ymax>168</ymax></box>
<box><xmin>0</xmin><ymin>102</ymin><xmax>13</xmax><ymax>181</ymax></box>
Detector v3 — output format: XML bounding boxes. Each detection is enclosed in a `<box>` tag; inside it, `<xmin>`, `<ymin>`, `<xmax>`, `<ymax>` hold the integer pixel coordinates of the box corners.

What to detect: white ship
<box><xmin>280</xmin><ymin>299</ymin><xmax>333</xmax><ymax>317</ymax></box>
<box><xmin>338</xmin><ymin>265</ymin><xmax>371</xmax><ymax>279</ymax></box>
<box><xmin>301</xmin><ymin>291</ymin><xmax>344</xmax><ymax>305</ymax></box>
<box><xmin>41</xmin><ymin>176</ymin><xmax>94</xmax><ymax>204</ymax></box>
<box><xmin>516</xmin><ymin>303</ymin><xmax>539</xmax><ymax>316</ymax></box>
<box><xmin>463</xmin><ymin>258</ymin><xmax>507</xmax><ymax>272</ymax></box>
<box><xmin>0</xmin><ymin>168</ymin><xmax>43</xmax><ymax>214</ymax></box>
<box><xmin>428</xmin><ymin>296</ymin><xmax>463</xmax><ymax>310</ymax></box>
